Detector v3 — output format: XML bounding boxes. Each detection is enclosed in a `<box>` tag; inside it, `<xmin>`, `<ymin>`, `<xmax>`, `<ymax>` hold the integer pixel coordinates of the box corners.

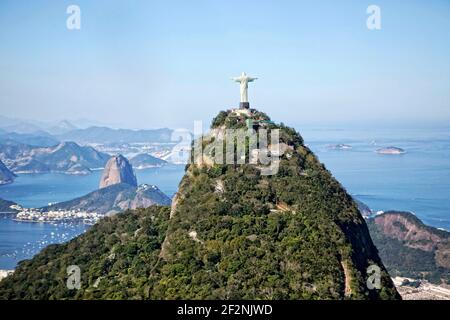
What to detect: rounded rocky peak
<box><xmin>99</xmin><ymin>154</ymin><xmax>137</xmax><ymax>189</ymax></box>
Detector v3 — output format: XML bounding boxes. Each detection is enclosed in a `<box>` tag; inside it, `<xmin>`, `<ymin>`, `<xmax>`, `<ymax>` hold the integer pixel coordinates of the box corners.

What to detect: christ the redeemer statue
<box><xmin>232</xmin><ymin>72</ymin><xmax>257</xmax><ymax>109</ymax></box>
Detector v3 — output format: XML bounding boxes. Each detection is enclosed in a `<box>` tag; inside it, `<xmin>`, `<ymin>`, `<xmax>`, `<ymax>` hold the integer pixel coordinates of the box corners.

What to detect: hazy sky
<box><xmin>0</xmin><ymin>0</ymin><xmax>449</xmax><ymax>130</ymax></box>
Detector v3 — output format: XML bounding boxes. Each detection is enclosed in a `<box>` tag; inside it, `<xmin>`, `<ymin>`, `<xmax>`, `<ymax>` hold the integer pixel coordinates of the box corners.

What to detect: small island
<box><xmin>328</xmin><ymin>144</ymin><xmax>352</xmax><ymax>150</ymax></box>
<box><xmin>376</xmin><ymin>146</ymin><xmax>406</xmax><ymax>155</ymax></box>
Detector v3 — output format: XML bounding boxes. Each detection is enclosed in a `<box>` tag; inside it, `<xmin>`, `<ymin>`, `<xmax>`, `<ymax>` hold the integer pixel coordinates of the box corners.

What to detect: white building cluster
<box><xmin>16</xmin><ymin>208</ymin><xmax>103</xmax><ymax>224</ymax></box>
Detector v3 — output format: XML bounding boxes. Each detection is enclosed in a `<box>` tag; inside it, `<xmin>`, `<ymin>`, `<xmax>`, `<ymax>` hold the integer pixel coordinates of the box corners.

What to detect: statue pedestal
<box><xmin>240</xmin><ymin>102</ymin><xmax>250</xmax><ymax>109</ymax></box>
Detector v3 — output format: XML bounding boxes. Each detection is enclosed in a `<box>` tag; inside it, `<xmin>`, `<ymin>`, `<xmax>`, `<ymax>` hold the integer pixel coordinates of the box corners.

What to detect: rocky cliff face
<box><xmin>367</xmin><ymin>211</ymin><xmax>450</xmax><ymax>283</ymax></box>
<box><xmin>99</xmin><ymin>155</ymin><xmax>137</xmax><ymax>188</ymax></box>
<box><xmin>373</xmin><ymin>212</ymin><xmax>447</xmax><ymax>252</ymax></box>
<box><xmin>0</xmin><ymin>159</ymin><xmax>16</xmax><ymax>185</ymax></box>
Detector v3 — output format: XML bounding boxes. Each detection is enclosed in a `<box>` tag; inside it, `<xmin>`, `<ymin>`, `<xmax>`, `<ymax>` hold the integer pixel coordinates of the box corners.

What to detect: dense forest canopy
<box><xmin>0</xmin><ymin>109</ymin><xmax>400</xmax><ymax>300</ymax></box>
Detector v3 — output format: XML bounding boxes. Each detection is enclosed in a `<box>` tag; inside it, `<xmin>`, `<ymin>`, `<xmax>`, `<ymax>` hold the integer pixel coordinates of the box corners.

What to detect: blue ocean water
<box><xmin>0</xmin><ymin>127</ymin><xmax>449</xmax><ymax>269</ymax></box>
<box><xmin>302</xmin><ymin>126</ymin><xmax>450</xmax><ymax>231</ymax></box>
<box><xmin>0</xmin><ymin>216</ymin><xmax>87</xmax><ymax>270</ymax></box>
<box><xmin>0</xmin><ymin>165</ymin><xmax>185</xmax><ymax>269</ymax></box>
<box><xmin>0</xmin><ymin>164</ymin><xmax>185</xmax><ymax>208</ymax></box>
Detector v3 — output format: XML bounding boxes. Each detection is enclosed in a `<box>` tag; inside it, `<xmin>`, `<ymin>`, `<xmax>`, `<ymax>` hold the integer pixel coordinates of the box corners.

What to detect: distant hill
<box><xmin>129</xmin><ymin>153</ymin><xmax>167</xmax><ymax>169</ymax></box>
<box><xmin>0</xmin><ymin>119</ymin><xmax>176</xmax><ymax>146</ymax></box>
<box><xmin>0</xmin><ymin>116</ymin><xmax>78</xmax><ymax>137</ymax></box>
<box><xmin>367</xmin><ymin>211</ymin><xmax>450</xmax><ymax>284</ymax></box>
<box><xmin>0</xmin><ymin>116</ymin><xmax>45</xmax><ymax>135</ymax></box>
<box><xmin>0</xmin><ymin>159</ymin><xmax>16</xmax><ymax>185</ymax></box>
<box><xmin>0</xmin><ymin>198</ymin><xmax>18</xmax><ymax>213</ymax></box>
<box><xmin>0</xmin><ymin>131</ymin><xmax>59</xmax><ymax>147</ymax></box>
<box><xmin>0</xmin><ymin>141</ymin><xmax>109</xmax><ymax>175</ymax></box>
<box><xmin>41</xmin><ymin>183</ymin><xmax>171</xmax><ymax>215</ymax></box>
<box><xmin>45</xmin><ymin>120</ymin><xmax>78</xmax><ymax>135</ymax></box>
<box><xmin>57</xmin><ymin>126</ymin><xmax>173</xmax><ymax>144</ymax></box>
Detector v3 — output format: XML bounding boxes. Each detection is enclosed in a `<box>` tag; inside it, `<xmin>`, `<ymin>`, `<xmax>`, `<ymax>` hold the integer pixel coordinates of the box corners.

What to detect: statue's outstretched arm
<box><xmin>248</xmin><ymin>77</ymin><xmax>258</xmax><ymax>82</ymax></box>
<box><xmin>231</xmin><ymin>77</ymin><xmax>241</xmax><ymax>82</ymax></box>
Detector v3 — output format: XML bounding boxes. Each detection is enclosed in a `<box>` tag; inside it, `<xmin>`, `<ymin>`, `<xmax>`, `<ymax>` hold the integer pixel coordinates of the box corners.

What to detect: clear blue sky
<box><xmin>0</xmin><ymin>0</ymin><xmax>449</xmax><ymax>129</ymax></box>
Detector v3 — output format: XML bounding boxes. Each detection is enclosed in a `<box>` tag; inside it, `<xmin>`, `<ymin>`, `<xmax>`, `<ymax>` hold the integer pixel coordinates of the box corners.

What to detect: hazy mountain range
<box><xmin>0</xmin><ymin>116</ymin><xmax>175</xmax><ymax>177</ymax></box>
<box><xmin>0</xmin><ymin>138</ymin><xmax>172</xmax><ymax>175</ymax></box>
<box><xmin>0</xmin><ymin>116</ymin><xmax>174</xmax><ymax>145</ymax></box>
<box><xmin>0</xmin><ymin>141</ymin><xmax>110</xmax><ymax>175</ymax></box>
<box><xmin>0</xmin><ymin>130</ymin><xmax>59</xmax><ymax>147</ymax></box>
<box><xmin>56</xmin><ymin>127</ymin><xmax>173</xmax><ymax>144</ymax></box>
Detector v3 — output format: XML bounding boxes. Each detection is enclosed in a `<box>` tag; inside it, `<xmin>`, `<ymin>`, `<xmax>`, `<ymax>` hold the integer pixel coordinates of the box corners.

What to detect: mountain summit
<box><xmin>156</xmin><ymin>108</ymin><xmax>399</xmax><ymax>299</ymax></box>
<box><xmin>0</xmin><ymin>108</ymin><xmax>400</xmax><ymax>300</ymax></box>
<box><xmin>99</xmin><ymin>155</ymin><xmax>138</xmax><ymax>188</ymax></box>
